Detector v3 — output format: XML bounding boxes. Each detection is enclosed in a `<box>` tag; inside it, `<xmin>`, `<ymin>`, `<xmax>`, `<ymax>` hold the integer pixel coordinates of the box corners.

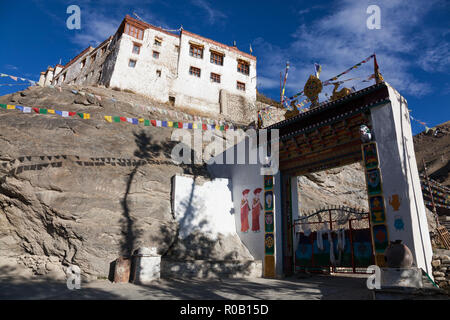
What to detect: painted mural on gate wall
<box><xmin>240</xmin><ymin>187</ymin><xmax>264</xmax><ymax>233</ymax></box>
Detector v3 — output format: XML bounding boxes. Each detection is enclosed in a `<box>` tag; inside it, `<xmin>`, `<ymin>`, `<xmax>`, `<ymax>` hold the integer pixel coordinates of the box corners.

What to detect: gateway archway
<box><xmin>208</xmin><ymin>81</ymin><xmax>433</xmax><ymax>279</ymax></box>
<box><xmin>263</xmin><ymin>81</ymin><xmax>433</xmax><ymax>277</ymax></box>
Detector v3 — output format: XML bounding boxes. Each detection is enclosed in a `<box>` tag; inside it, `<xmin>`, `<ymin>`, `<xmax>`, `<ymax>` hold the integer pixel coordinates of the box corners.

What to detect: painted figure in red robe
<box><xmin>252</xmin><ymin>188</ymin><xmax>263</xmax><ymax>232</ymax></box>
<box><xmin>240</xmin><ymin>189</ymin><xmax>250</xmax><ymax>232</ymax></box>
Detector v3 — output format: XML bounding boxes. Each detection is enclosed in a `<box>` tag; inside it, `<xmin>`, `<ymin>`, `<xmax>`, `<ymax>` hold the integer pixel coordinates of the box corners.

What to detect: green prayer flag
<box><xmin>173</xmin><ymin>122</ymin><xmax>179</xmax><ymax>128</ymax></box>
<box><xmin>0</xmin><ymin>104</ymin><xmax>6</xmax><ymax>109</ymax></box>
<box><xmin>220</xmin><ymin>125</ymin><xmax>224</xmax><ymax>131</ymax></box>
<box><xmin>77</xmin><ymin>112</ymin><xmax>83</xmax><ymax>118</ymax></box>
<box><xmin>39</xmin><ymin>108</ymin><xmax>48</xmax><ymax>114</ymax></box>
<box><xmin>144</xmin><ymin>119</ymin><xmax>150</xmax><ymax>126</ymax></box>
<box><xmin>113</xmin><ymin>116</ymin><xmax>121</xmax><ymax>123</ymax></box>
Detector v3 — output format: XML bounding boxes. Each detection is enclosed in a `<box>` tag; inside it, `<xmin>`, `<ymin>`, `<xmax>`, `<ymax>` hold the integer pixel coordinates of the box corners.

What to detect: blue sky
<box><xmin>0</xmin><ymin>0</ymin><xmax>448</xmax><ymax>134</ymax></box>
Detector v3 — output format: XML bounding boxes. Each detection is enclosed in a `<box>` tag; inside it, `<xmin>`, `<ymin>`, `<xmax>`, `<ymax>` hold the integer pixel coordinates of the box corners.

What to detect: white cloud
<box><xmin>71</xmin><ymin>14</ymin><xmax>120</xmax><ymax>47</ymax></box>
<box><xmin>255</xmin><ymin>0</ymin><xmax>446</xmax><ymax>98</ymax></box>
<box><xmin>4</xmin><ymin>64</ymin><xmax>18</xmax><ymax>71</ymax></box>
<box><xmin>191</xmin><ymin>0</ymin><xmax>227</xmax><ymax>24</ymax></box>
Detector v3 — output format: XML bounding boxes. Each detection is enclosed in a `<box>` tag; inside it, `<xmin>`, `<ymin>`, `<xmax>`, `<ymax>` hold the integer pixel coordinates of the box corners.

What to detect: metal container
<box><xmin>113</xmin><ymin>256</ymin><xmax>131</xmax><ymax>283</ymax></box>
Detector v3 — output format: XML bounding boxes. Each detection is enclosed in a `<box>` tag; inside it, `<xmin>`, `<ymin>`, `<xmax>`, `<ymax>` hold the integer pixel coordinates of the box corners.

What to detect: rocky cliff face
<box><xmin>297</xmin><ymin>162</ymin><xmax>369</xmax><ymax>213</ymax></box>
<box><xmin>0</xmin><ymin>85</ymin><xmax>220</xmax><ymax>279</ymax></box>
<box><xmin>414</xmin><ymin>121</ymin><xmax>450</xmax><ymax>187</ymax></box>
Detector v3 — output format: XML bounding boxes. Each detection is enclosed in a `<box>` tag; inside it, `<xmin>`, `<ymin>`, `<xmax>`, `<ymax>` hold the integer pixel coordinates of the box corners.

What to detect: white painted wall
<box><xmin>207</xmin><ymin>136</ymin><xmax>283</xmax><ymax>276</ymax></box>
<box><xmin>109</xmin><ymin>29</ymin><xmax>180</xmax><ymax>103</ymax></box>
<box><xmin>172</xmin><ymin>31</ymin><xmax>257</xmax><ymax>113</ymax></box>
<box><xmin>172</xmin><ymin>175</ymin><xmax>236</xmax><ymax>240</ymax></box>
<box><xmin>370</xmin><ymin>83</ymin><xmax>433</xmax><ymax>276</ymax></box>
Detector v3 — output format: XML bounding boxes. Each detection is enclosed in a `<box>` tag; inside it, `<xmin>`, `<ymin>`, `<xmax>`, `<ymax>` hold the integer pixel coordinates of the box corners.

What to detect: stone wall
<box><xmin>431</xmin><ymin>250</ymin><xmax>450</xmax><ymax>289</ymax></box>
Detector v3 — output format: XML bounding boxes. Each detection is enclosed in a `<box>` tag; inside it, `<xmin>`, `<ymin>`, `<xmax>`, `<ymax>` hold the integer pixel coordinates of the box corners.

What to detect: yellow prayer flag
<box><xmin>104</xmin><ymin>116</ymin><xmax>112</xmax><ymax>123</ymax></box>
<box><xmin>48</xmin><ymin>109</ymin><xmax>55</xmax><ymax>114</ymax></box>
<box><xmin>168</xmin><ymin>121</ymin><xmax>173</xmax><ymax>127</ymax></box>
<box><xmin>84</xmin><ymin>113</ymin><xmax>90</xmax><ymax>119</ymax></box>
<box><xmin>193</xmin><ymin>123</ymin><xmax>198</xmax><ymax>129</ymax></box>
<box><xmin>6</xmin><ymin>105</ymin><xmax>15</xmax><ymax>110</ymax></box>
<box><xmin>138</xmin><ymin>118</ymin><xmax>145</xmax><ymax>123</ymax></box>
<box><xmin>215</xmin><ymin>125</ymin><xmax>220</xmax><ymax>130</ymax></box>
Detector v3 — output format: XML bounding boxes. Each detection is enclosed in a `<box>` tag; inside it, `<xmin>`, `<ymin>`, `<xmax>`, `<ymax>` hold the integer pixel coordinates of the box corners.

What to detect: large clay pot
<box><xmin>384</xmin><ymin>240</ymin><xmax>414</xmax><ymax>268</ymax></box>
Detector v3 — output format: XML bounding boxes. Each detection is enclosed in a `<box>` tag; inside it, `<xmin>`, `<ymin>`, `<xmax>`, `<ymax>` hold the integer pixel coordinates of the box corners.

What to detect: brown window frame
<box><xmin>132</xmin><ymin>43</ymin><xmax>141</xmax><ymax>55</ymax></box>
<box><xmin>237</xmin><ymin>60</ymin><xmax>250</xmax><ymax>75</ymax></box>
<box><xmin>128</xmin><ymin>59</ymin><xmax>137</xmax><ymax>68</ymax></box>
<box><xmin>125</xmin><ymin>23</ymin><xmax>144</xmax><ymax>40</ymax></box>
<box><xmin>237</xmin><ymin>81</ymin><xmax>246</xmax><ymax>91</ymax></box>
<box><xmin>210</xmin><ymin>51</ymin><xmax>224</xmax><ymax>66</ymax></box>
<box><xmin>210</xmin><ymin>72</ymin><xmax>221</xmax><ymax>83</ymax></box>
<box><xmin>152</xmin><ymin>51</ymin><xmax>160</xmax><ymax>59</ymax></box>
<box><xmin>189</xmin><ymin>66</ymin><xmax>201</xmax><ymax>77</ymax></box>
<box><xmin>189</xmin><ymin>44</ymin><xmax>203</xmax><ymax>59</ymax></box>
<box><xmin>154</xmin><ymin>38</ymin><xmax>162</xmax><ymax>46</ymax></box>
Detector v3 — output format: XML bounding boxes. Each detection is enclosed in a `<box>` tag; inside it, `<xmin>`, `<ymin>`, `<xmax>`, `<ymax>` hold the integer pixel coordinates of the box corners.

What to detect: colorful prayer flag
<box><xmin>104</xmin><ymin>116</ymin><xmax>113</xmax><ymax>123</ymax></box>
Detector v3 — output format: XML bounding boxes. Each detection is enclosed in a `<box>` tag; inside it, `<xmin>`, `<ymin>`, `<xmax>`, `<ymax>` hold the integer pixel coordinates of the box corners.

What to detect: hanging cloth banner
<box><xmin>1</xmin><ymin>104</ymin><xmax>234</xmax><ymax>132</ymax></box>
<box><xmin>281</xmin><ymin>62</ymin><xmax>290</xmax><ymax>104</ymax></box>
<box><xmin>289</xmin><ymin>54</ymin><xmax>375</xmax><ymax>100</ymax></box>
<box><xmin>0</xmin><ymin>73</ymin><xmax>37</xmax><ymax>86</ymax></box>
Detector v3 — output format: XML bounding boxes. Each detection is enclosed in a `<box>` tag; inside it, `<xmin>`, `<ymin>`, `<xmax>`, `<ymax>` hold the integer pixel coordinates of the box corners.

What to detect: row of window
<box><xmin>80</xmin><ymin>46</ymin><xmax>107</xmax><ymax>69</ymax></box>
<box><xmin>132</xmin><ymin>43</ymin><xmax>160</xmax><ymax>59</ymax></box>
<box><xmin>189</xmin><ymin>66</ymin><xmax>246</xmax><ymax>91</ymax></box>
<box><xmin>189</xmin><ymin>44</ymin><xmax>250</xmax><ymax>75</ymax></box>
<box><xmin>123</xmin><ymin>22</ymin><xmax>251</xmax><ymax>76</ymax></box>
<box><xmin>131</xmin><ymin>40</ymin><xmax>250</xmax><ymax>76</ymax></box>
<box><xmin>127</xmin><ymin>59</ymin><xmax>245</xmax><ymax>91</ymax></box>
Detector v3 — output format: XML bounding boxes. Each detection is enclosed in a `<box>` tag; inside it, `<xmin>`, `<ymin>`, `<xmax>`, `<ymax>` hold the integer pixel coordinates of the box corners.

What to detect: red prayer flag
<box><xmin>202</xmin><ymin>124</ymin><xmax>207</xmax><ymax>130</ymax></box>
<box><xmin>120</xmin><ymin>117</ymin><xmax>126</xmax><ymax>122</ymax></box>
<box><xmin>178</xmin><ymin>122</ymin><xmax>183</xmax><ymax>128</ymax></box>
<box><xmin>151</xmin><ymin>120</ymin><xmax>157</xmax><ymax>126</ymax></box>
<box><xmin>33</xmin><ymin>107</ymin><xmax>39</xmax><ymax>113</ymax></box>
<box><xmin>69</xmin><ymin>112</ymin><xmax>76</xmax><ymax>116</ymax></box>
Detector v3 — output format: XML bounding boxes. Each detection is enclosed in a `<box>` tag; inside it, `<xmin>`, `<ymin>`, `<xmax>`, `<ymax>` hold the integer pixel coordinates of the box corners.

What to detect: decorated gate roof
<box><xmin>267</xmin><ymin>82</ymin><xmax>391</xmax><ymax>176</ymax></box>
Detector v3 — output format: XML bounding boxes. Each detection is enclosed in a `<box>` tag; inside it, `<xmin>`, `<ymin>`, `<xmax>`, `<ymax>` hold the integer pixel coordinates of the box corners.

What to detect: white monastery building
<box><xmin>39</xmin><ymin>15</ymin><xmax>258</xmax><ymax>117</ymax></box>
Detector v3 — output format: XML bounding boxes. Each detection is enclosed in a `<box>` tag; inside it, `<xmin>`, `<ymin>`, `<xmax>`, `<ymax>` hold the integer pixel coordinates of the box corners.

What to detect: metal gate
<box><xmin>293</xmin><ymin>206</ymin><xmax>375</xmax><ymax>274</ymax></box>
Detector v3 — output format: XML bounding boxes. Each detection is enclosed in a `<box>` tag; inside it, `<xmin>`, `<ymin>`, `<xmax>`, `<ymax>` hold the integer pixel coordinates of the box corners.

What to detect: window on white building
<box><xmin>154</xmin><ymin>38</ymin><xmax>162</xmax><ymax>46</ymax></box>
<box><xmin>189</xmin><ymin>66</ymin><xmax>201</xmax><ymax>77</ymax></box>
<box><xmin>237</xmin><ymin>81</ymin><xmax>246</xmax><ymax>91</ymax></box>
<box><xmin>210</xmin><ymin>73</ymin><xmax>221</xmax><ymax>83</ymax></box>
<box><xmin>129</xmin><ymin>59</ymin><xmax>137</xmax><ymax>68</ymax></box>
<box><xmin>124</xmin><ymin>23</ymin><xmax>144</xmax><ymax>40</ymax></box>
<box><xmin>156</xmin><ymin>70</ymin><xmax>161</xmax><ymax>77</ymax></box>
<box><xmin>81</xmin><ymin>58</ymin><xmax>86</xmax><ymax>68</ymax></box>
<box><xmin>132</xmin><ymin>43</ymin><xmax>141</xmax><ymax>55</ymax></box>
<box><xmin>153</xmin><ymin>51</ymin><xmax>160</xmax><ymax>59</ymax></box>
<box><xmin>237</xmin><ymin>60</ymin><xmax>250</xmax><ymax>75</ymax></box>
<box><xmin>189</xmin><ymin>44</ymin><xmax>203</xmax><ymax>59</ymax></box>
<box><xmin>210</xmin><ymin>51</ymin><xmax>224</xmax><ymax>66</ymax></box>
